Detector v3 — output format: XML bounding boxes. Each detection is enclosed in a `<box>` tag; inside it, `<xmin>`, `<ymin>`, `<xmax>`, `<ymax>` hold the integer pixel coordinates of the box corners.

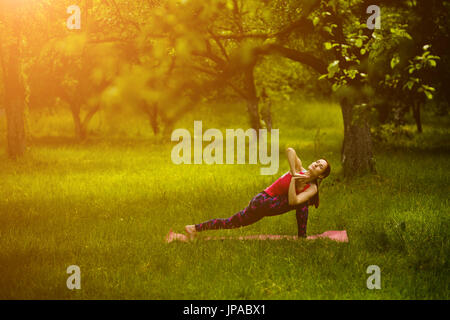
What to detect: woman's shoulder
<box><xmin>306</xmin><ymin>182</ymin><xmax>318</xmax><ymax>193</ymax></box>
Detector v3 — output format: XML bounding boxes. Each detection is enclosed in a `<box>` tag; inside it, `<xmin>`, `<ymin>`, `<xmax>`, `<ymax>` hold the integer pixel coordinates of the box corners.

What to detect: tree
<box><xmin>0</xmin><ymin>1</ymin><xmax>28</xmax><ymax>158</ymax></box>
<box><xmin>26</xmin><ymin>0</ymin><xmax>142</xmax><ymax>140</ymax></box>
<box><xmin>96</xmin><ymin>0</ymin><xmax>376</xmax><ymax>176</ymax></box>
<box><xmin>28</xmin><ymin>34</ymin><xmax>125</xmax><ymax>140</ymax></box>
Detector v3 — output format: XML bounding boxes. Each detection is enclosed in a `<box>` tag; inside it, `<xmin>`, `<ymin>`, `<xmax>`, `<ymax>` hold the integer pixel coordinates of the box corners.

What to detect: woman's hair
<box><xmin>309</xmin><ymin>158</ymin><xmax>331</xmax><ymax>209</ymax></box>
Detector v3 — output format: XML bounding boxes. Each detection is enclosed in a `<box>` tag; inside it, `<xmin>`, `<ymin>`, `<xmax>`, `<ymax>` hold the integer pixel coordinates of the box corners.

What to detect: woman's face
<box><xmin>308</xmin><ymin>159</ymin><xmax>328</xmax><ymax>178</ymax></box>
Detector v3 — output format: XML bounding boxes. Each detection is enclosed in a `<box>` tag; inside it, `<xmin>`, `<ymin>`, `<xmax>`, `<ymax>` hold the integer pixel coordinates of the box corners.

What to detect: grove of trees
<box><xmin>0</xmin><ymin>0</ymin><xmax>448</xmax><ymax>177</ymax></box>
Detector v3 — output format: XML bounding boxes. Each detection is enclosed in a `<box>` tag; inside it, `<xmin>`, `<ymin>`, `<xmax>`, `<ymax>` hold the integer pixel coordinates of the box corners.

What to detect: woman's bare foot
<box><xmin>165</xmin><ymin>229</ymin><xmax>175</xmax><ymax>243</ymax></box>
<box><xmin>165</xmin><ymin>229</ymin><xmax>189</xmax><ymax>243</ymax></box>
<box><xmin>185</xmin><ymin>225</ymin><xmax>197</xmax><ymax>239</ymax></box>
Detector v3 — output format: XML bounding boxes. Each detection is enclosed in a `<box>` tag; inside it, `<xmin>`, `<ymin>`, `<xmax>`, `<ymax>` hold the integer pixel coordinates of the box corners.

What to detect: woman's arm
<box><xmin>286</xmin><ymin>148</ymin><xmax>303</xmax><ymax>174</ymax></box>
<box><xmin>288</xmin><ymin>178</ymin><xmax>317</xmax><ymax>206</ymax></box>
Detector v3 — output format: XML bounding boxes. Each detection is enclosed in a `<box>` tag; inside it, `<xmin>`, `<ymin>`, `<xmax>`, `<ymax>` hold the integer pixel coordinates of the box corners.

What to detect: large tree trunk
<box><xmin>340</xmin><ymin>98</ymin><xmax>376</xmax><ymax>177</ymax></box>
<box><xmin>3</xmin><ymin>39</ymin><xmax>26</xmax><ymax>159</ymax></box>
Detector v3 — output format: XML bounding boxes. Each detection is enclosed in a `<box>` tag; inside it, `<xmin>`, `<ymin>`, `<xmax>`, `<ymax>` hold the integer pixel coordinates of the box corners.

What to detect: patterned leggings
<box><xmin>195</xmin><ymin>191</ymin><xmax>309</xmax><ymax>237</ymax></box>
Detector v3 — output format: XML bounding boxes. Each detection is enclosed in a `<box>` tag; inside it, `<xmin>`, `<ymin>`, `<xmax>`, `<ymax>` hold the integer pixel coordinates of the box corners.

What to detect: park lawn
<box><xmin>0</xmin><ymin>100</ymin><xmax>448</xmax><ymax>299</ymax></box>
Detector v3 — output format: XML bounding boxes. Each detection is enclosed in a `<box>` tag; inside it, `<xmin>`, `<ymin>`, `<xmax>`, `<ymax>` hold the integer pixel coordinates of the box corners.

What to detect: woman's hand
<box><xmin>292</xmin><ymin>171</ymin><xmax>310</xmax><ymax>182</ymax></box>
<box><xmin>288</xmin><ymin>176</ymin><xmax>317</xmax><ymax>206</ymax></box>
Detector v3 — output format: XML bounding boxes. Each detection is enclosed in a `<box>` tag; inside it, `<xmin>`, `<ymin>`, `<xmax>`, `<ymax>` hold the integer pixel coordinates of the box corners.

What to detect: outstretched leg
<box><xmin>194</xmin><ymin>192</ymin><xmax>269</xmax><ymax>232</ymax></box>
<box><xmin>186</xmin><ymin>191</ymin><xmax>299</xmax><ymax>239</ymax></box>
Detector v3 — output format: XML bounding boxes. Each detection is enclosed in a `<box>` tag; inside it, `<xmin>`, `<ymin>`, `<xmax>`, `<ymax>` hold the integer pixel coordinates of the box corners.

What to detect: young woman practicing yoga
<box><xmin>182</xmin><ymin>147</ymin><xmax>331</xmax><ymax>240</ymax></box>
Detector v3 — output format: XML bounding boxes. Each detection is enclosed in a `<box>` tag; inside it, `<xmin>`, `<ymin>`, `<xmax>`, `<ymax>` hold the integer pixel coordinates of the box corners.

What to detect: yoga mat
<box><xmin>165</xmin><ymin>230</ymin><xmax>348</xmax><ymax>243</ymax></box>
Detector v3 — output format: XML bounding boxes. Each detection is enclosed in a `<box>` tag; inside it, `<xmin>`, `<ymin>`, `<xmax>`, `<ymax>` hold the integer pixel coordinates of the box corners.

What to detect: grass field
<box><xmin>0</xmin><ymin>99</ymin><xmax>449</xmax><ymax>299</ymax></box>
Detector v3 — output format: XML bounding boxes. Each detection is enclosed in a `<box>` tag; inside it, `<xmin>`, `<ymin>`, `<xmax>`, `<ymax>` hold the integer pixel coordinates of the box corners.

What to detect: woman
<box><xmin>184</xmin><ymin>148</ymin><xmax>331</xmax><ymax>239</ymax></box>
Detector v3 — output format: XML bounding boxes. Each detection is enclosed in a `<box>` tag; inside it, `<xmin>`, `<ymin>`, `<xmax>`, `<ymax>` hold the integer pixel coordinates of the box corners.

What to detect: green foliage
<box><xmin>403</xmin><ymin>45</ymin><xmax>440</xmax><ymax>99</ymax></box>
<box><xmin>371</xmin><ymin>122</ymin><xmax>414</xmax><ymax>143</ymax></box>
<box><xmin>314</xmin><ymin>2</ymin><xmax>371</xmax><ymax>93</ymax></box>
<box><xmin>381</xmin><ymin>44</ymin><xmax>439</xmax><ymax>102</ymax></box>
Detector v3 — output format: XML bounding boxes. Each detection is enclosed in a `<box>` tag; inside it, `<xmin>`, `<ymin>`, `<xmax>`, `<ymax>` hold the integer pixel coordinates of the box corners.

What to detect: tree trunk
<box><xmin>340</xmin><ymin>98</ymin><xmax>376</xmax><ymax>177</ymax></box>
<box><xmin>412</xmin><ymin>101</ymin><xmax>423</xmax><ymax>133</ymax></box>
<box><xmin>141</xmin><ymin>101</ymin><xmax>159</xmax><ymax>135</ymax></box>
<box><xmin>70</xmin><ymin>104</ymin><xmax>99</xmax><ymax>140</ymax></box>
<box><xmin>243</xmin><ymin>65</ymin><xmax>261</xmax><ymax>132</ymax></box>
<box><xmin>149</xmin><ymin>103</ymin><xmax>159</xmax><ymax>135</ymax></box>
<box><xmin>246</xmin><ymin>100</ymin><xmax>260</xmax><ymax>131</ymax></box>
<box><xmin>260</xmin><ymin>100</ymin><xmax>272</xmax><ymax>131</ymax></box>
<box><xmin>71</xmin><ymin>107</ymin><xmax>84</xmax><ymax>140</ymax></box>
<box><xmin>82</xmin><ymin>105</ymin><xmax>100</xmax><ymax>136</ymax></box>
<box><xmin>3</xmin><ymin>40</ymin><xmax>26</xmax><ymax>159</ymax></box>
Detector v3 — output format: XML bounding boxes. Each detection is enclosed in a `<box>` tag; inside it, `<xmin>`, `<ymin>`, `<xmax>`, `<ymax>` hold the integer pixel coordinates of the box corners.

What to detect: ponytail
<box><xmin>309</xmin><ymin>159</ymin><xmax>330</xmax><ymax>209</ymax></box>
<box><xmin>309</xmin><ymin>179</ymin><xmax>320</xmax><ymax>209</ymax></box>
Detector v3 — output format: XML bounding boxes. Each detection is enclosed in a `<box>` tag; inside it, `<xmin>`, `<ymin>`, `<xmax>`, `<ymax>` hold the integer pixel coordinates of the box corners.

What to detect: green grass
<box><xmin>0</xmin><ymin>100</ymin><xmax>448</xmax><ymax>299</ymax></box>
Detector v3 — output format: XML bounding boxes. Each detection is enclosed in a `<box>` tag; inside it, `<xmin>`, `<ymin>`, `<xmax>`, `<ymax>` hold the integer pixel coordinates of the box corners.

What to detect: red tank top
<box><xmin>264</xmin><ymin>171</ymin><xmax>310</xmax><ymax>197</ymax></box>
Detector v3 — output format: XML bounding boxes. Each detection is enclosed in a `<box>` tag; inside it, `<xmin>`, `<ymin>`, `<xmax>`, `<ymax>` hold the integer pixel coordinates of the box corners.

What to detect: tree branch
<box><xmin>255</xmin><ymin>44</ymin><xmax>327</xmax><ymax>75</ymax></box>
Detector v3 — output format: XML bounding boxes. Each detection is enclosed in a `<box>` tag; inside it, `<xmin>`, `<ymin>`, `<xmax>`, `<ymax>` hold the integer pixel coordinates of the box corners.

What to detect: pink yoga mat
<box><xmin>165</xmin><ymin>230</ymin><xmax>348</xmax><ymax>243</ymax></box>
<box><xmin>307</xmin><ymin>230</ymin><xmax>348</xmax><ymax>242</ymax></box>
